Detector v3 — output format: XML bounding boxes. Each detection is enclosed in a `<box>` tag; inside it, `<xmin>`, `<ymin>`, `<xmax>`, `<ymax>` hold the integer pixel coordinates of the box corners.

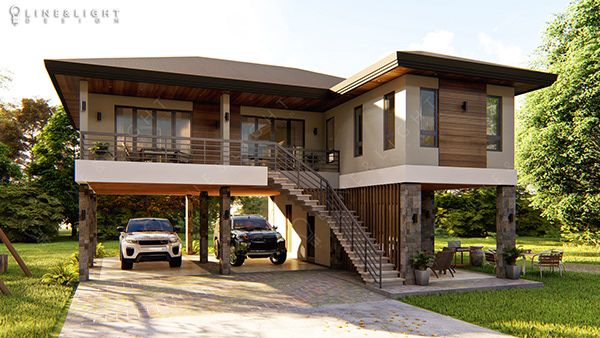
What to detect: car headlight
<box><xmin>125</xmin><ymin>239</ymin><xmax>137</xmax><ymax>244</ymax></box>
<box><xmin>169</xmin><ymin>236</ymin><xmax>179</xmax><ymax>243</ymax></box>
<box><xmin>241</xmin><ymin>234</ymin><xmax>250</xmax><ymax>242</ymax></box>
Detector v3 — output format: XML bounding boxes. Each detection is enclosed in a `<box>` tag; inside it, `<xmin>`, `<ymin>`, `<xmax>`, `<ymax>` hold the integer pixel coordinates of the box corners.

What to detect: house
<box><xmin>45</xmin><ymin>51</ymin><xmax>556</xmax><ymax>286</ymax></box>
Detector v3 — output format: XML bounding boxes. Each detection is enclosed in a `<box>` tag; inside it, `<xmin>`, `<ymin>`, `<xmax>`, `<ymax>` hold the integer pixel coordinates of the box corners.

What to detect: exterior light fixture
<box><xmin>81</xmin><ymin>101</ymin><xmax>87</xmax><ymax>112</ymax></box>
<box><xmin>96</xmin><ymin>112</ymin><xmax>102</xmax><ymax>121</ymax></box>
<box><xmin>461</xmin><ymin>101</ymin><xmax>467</xmax><ymax>111</ymax></box>
<box><xmin>313</xmin><ymin>128</ymin><xmax>318</xmax><ymax>135</ymax></box>
<box><xmin>224</xmin><ymin>112</ymin><xmax>230</xmax><ymax>122</ymax></box>
<box><xmin>508</xmin><ymin>213</ymin><xmax>514</xmax><ymax>222</ymax></box>
<box><xmin>412</xmin><ymin>213</ymin><xmax>418</xmax><ymax>223</ymax></box>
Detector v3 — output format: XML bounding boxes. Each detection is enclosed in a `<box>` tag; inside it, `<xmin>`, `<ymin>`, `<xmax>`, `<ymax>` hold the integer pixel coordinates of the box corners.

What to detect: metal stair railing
<box><xmin>268</xmin><ymin>144</ymin><xmax>383</xmax><ymax>288</ymax></box>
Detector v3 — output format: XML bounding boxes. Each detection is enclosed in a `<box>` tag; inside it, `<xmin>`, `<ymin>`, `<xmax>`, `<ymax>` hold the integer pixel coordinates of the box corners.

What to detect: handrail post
<box><xmin>379</xmin><ymin>252</ymin><xmax>382</xmax><ymax>288</ymax></box>
<box><xmin>351</xmin><ymin>220</ymin><xmax>354</xmax><ymax>251</ymax></box>
<box><xmin>364</xmin><ymin>239</ymin><xmax>368</xmax><ymax>273</ymax></box>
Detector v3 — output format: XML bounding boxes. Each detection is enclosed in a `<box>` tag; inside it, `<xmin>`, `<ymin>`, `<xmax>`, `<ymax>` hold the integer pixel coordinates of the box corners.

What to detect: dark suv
<box><xmin>214</xmin><ymin>215</ymin><xmax>287</xmax><ymax>266</ymax></box>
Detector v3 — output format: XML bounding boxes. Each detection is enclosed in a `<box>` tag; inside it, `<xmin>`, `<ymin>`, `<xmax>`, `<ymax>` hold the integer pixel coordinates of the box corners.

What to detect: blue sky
<box><xmin>1</xmin><ymin>0</ymin><xmax>569</xmax><ymax>104</ymax></box>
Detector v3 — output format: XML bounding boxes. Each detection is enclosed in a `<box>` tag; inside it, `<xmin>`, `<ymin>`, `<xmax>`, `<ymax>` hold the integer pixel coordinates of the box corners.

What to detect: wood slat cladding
<box><xmin>438</xmin><ymin>79</ymin><xmax>487</xmax><ymax>168</ymax></box>
<box><xmin>344</xmin><ymin>184</ymin><xmax>402</xmax><ymax>270</ymax></box>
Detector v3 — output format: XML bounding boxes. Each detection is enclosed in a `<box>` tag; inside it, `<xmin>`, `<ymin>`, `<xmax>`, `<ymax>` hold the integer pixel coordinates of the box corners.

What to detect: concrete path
<box><xmin>61</xmin><ymin>257</ymin><xmax>508</xmax><ymax>337</ymax></box>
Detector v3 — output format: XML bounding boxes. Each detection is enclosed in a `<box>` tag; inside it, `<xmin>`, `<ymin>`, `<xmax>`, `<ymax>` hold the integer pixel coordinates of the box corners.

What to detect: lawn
<box><xmin>400</xmin><ymin>236</ymin><xmax>600</xmax><ymax>338</ymax></box>
<box><xmin>436</xmin><ymin>236</ymin><xmax>600</xmax><ymax>265</ymax></box>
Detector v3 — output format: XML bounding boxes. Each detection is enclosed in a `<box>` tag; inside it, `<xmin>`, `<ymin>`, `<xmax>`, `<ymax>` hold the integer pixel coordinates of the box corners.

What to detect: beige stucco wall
<box><xmin>267</xmin><ymin>195</ymin><xmax>330</xmax><ymax>267</ymax></box>
<box><xmin>84</xmin><ymin>94</ymin><xmax>193</xmax><ymax>133</ymax></box>
<box><xmin>486</xmin><ymin>85</ymin><xmax>515</xmax><ymax>169</ymax></box>
<box><xmin>240</xmin><ymin>106</ymin><xmax>324</xmax><ymax>150</ymax></box>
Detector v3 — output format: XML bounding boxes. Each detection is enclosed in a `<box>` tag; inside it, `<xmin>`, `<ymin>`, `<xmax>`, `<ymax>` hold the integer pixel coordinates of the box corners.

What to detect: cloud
<box><xmin>408</xmin><ymin>30</ymin><xmax>456</xmax><ymax>55</ymax></box>
<box><xmin>478</xmin><ymin>33</ymin><xmax>525</xmax><ymax>66</ymax></box>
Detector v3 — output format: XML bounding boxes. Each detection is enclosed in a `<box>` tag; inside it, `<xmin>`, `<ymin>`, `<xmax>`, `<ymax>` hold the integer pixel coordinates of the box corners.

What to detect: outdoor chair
<box><xmin>533</xmin><ymin>250</ymin><xmax>566</xmax><ymax>277</ymax></box>
<box><xmin>485</xmin><ymin>249</ymin><xmax>497</xmax><ymax>265</ymax></box>
<box><xmin>429</xmin><ymin>249</ymin><xmax>456</xmax><ymax>278</ymax></box>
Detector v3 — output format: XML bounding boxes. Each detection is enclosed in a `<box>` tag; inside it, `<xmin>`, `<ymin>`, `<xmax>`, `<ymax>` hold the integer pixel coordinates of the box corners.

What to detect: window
<box><xmin>115</xmin><ymin>106</ymin><xmax>191</xmax><ymax>151</ymax></box>
<box><xmin>383</xmin><ymin>92</ymin><xmax>395</xmax><ymax>150</ymax></box>
<box><xmin>420</xmin><ymin>88</ymin><xmax>438</xmax><ymax>147</ymax></box>
<box><xmin>241</xmin><ymin>116</ymin><xmax>305</xmax><ymax>147</ymax></box>
<box><xmin>354</xmin><ymin>105</ymin><xmax>363</xmax><ymax>157</ymax></box>
<box><xmin>326</xmin><ymin>117</ymin><xmax>335</xmax><ymax>151</ymax></box>
<box><xmin>487</xmin><ymin>96</ymin><xmax>502</xmax><ymax>151</ymax></box>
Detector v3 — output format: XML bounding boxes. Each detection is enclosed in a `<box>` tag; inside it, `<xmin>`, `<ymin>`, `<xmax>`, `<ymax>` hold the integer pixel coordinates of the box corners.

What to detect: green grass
<box><xmin>401</xmin><ymin>270</ymin><xmax>600</xmax><ymax>337</ymax></box>
<box><xmin>401</xmin><ymin>236</ymin><xmax>600</xmax><ymax>338</ymax></box>
<box><xmin>436</xmin><ymin>236</ymin><xmax>600</xmax><ymax>265</ymax></box>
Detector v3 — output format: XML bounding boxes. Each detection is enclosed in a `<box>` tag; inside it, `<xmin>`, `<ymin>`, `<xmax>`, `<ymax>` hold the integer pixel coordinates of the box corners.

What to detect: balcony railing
<box><xmin>80</xmin><ymin>131</ymin><xmax>340</xmax><ymax>172</ymax></box>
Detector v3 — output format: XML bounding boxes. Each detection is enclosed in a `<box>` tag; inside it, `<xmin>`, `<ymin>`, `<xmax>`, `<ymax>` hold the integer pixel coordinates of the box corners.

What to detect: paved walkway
<box><xmin>61</xmin><ymin>257</ymin><xmax>508</xmax><ymax>337</ymax></box>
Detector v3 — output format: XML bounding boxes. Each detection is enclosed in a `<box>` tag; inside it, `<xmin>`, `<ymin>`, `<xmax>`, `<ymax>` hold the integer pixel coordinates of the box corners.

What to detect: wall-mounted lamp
<box><xmin>461</xmin><ymin>101</ymin><xmax>467</xmax><ymax>112</ymax></box>
<box><xmin>96</xmin><ymin>112</ymin><xmax>102</xmax><ymax>121</ymax></box>
<box><xmin>224</xmin><ymin>112</ymin><xmax>230</xmax><ymax>122</ymax></box>
<box><xmin>313</xmin><ymin>128</ymin><xmax>318</xmax><ymax>136</ymax></box>
<box><xmin>81</xmin><ymin>101</ymin><xmax>87</xmax><ymax>112</ymax></box>
<box><xmin>508</xmin><ymin>213</ymin><xmax>514</xmax><ymax>223</ymax></box>
<box><xmin>223</xmin><ymin>209</ymin><xmax>231</xmax><ymax>220</ymax></box>
<box><xmin>412</xmin><ymin>213</ymin><xmax>418</xmax><ymax>223</ymax></box>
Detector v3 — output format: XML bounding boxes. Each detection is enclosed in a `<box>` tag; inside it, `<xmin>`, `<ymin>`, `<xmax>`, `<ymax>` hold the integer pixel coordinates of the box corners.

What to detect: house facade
<box><xmin>46</xmin><ymin>51</ymin><xmax>556</xmax><ymax>286</ymax></box>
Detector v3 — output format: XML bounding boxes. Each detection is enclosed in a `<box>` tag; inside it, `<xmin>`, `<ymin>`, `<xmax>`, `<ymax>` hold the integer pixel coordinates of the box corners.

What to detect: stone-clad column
<box><xmin>219</xmin><ymin>187</ymin><xmax>231</xmax><ymax>274</ymax></box>
<box><xmin>496</xmin><ymin>185</ymin><xmax>516</xmax><ymax>278</ymax></box>
<box><xmin>199</xmin><ymin>191</ymin><xmax>209</xmax><ymax>263</ymax></box>
<box><xmin>399</xmin><ymin>183</ymin><xmax>422</xmax><ymax>285</ymax></box>
<box><xmin>78</xmin><ymin>185</ymin><xmax>91</xmax><ymax>282</ymax></box>
<box><xmin>88</xmin><ymin>192</ymin><xmax>97</xmax><ymax>268</ymax></box>
<box><xmin>421</xmin><ymin>190</ymin><xmax>435</xmax><ymax>255</ymax></box>
<box><xmin>185</xmin><ymin>195</ymin><xmax>194</xmax><ymax>255</ymax></box>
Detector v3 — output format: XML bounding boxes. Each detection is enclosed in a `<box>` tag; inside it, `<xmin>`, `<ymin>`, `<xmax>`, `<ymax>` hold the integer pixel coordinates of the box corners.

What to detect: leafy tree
<box><xmin>0</xmin><ymin>142</ymin><xmax>21</xmax><ymax>183</ymax></box>
<box><xmin>517</xmin><ymin>0</ymin><xmax>600</xmax><ymax>243</ymax></box>
<box><xmin>29</xmin><ymin>108</ymin><xmax>79</xmax><ymax>235</ymax></box>
<box><xmin>0</xmin><ymin>184</ymin><xmax>63</xmax><ymax>242</ymax></box>
<box><xmin>238</xmin><ymin>196</ymin><xmax>268</xmax><ymax>216</ymax></box>
<box><xmin>0</xmin><ymin>98</ymin><xmax>54</xmax><ymax>165</ymax></box>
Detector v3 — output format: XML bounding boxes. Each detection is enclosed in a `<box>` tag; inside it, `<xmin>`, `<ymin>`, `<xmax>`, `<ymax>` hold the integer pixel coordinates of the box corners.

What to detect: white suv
<box><xmin>118</xmin><ymin>218</ymin><xmax>182</xmax><ymax>270</ymax></box>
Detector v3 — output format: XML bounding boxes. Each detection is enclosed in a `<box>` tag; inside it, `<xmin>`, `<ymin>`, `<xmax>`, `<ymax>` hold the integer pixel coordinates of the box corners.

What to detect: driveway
<box><xmin>60</xmin><ymin>257</ymin><xmax>507</xmax><ymax>337</ymax></box>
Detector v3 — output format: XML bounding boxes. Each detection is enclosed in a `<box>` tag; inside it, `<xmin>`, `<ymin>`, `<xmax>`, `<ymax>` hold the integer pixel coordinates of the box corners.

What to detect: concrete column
<box><xmin>79</xmin><ymin>80</ymin><xmax>88</xmax><ymax>132</ymax></box>
<box><xmin>421</xmin><ymin>190</ymin><xmax>435</xmax><ymax>255</ymax></box>
<box><xmin>399</xmin><ymin>183</ymin><xmax>421</xmax><ymax>285</ymax></box>
<box><xmin>219</xmin><ymin>187</ymin><xmax>231</xmax><ymax>274</ymax></box>
<box><xmin>199</xmin><ymin>191</ymin><xmax>209</xmax><ymax>263</ymax></box>
<box><xmin>78</xmin><ymin>185</ymin><xmax>91</xmax><ymax>282</ymax></box>
<box><xmin>185</xmin><ymin>195</ymin><xmax>194</xmax><ymax>255</ymax></box>
<box><xmin>496</xmin><ymin>185</ymin><xmax>516</xmax><ymax>278</ymax></box>
<box><xmin>220</xmin><ymin>93</ymin><xmax>230</xmax><ymax>165</ymax></box>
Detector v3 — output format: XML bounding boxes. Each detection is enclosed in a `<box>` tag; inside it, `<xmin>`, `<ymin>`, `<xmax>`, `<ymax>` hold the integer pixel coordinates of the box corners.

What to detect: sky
<box><xmin>0</xmin><ymin>0</ymin><xmax>569</xmax><ymax>105</ymax></box>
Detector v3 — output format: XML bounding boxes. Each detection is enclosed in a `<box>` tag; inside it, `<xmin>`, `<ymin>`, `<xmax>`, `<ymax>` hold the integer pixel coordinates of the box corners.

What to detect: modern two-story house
<box><xmin>45</xmin><ymin>51</ymin><xmax>556</xmax><ymax>286</ymax></box>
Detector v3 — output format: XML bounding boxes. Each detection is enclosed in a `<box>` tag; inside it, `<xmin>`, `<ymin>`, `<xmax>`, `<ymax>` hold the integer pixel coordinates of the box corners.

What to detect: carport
<box><xmin>77</xmin><ymin>183</ymin><xmax>281</xmax><ymax>282</ymax></box>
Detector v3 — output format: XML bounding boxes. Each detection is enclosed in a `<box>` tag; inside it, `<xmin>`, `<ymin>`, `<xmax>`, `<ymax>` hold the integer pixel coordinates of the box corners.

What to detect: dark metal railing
<box><xmin>79</xmin><ymin>131</ymin><xmax>339</xmax><ymax>172</ymax></box>
<box><xmin>79</xmin><ymin>131</ymin><xmax>382</xmax><ymax>287</ymax></box>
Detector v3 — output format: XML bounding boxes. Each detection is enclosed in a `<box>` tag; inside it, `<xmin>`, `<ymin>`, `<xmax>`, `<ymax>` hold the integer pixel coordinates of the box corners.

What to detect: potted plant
<box><xmin>89</xmin><ymin>142</ymin><xmax>111</xmax><ymax>160</ymax></box>
<box><xmin>503</xmin><ymin>247</ymin><xmax>524</xmax><ymax>279</ymax></box>
<box><xmin>411</xmin><ymin>251</ymin><xmax>433</xmax><ymax>286</ymax></box>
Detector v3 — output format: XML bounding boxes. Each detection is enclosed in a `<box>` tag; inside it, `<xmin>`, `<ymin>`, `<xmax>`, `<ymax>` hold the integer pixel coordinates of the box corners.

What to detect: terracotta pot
<box><xmin>415</xmin><ymin>269</ymin><xmax>430</xmax><ymax>286</ymax></box>
<box><xmin>469</xmin><ymin>246</ymin><xmax>484</xmax><ymax>266</ymax></box>
<box><xmin>506</xmin><ymin>265</ymin><xmax>521</xmax><ymax>279</ymax></box>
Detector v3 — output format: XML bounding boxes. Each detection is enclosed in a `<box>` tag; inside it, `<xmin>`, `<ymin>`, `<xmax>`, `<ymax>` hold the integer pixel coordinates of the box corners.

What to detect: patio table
<box><xmin>444</xmin><ymin>246</ymin><xmax>470</xmax><ymax>267</ymax></box>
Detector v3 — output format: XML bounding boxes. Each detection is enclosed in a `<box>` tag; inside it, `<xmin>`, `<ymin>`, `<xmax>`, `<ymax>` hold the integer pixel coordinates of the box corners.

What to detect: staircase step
<box><xmin>364</xmin><ymin>276</ymin><xmax>406</xmax><ymax>286</ymax></box>
<box><xmin>359</xmin><ymin>269</ymin><xmax>400</xmax><ymax>278</ymax></box>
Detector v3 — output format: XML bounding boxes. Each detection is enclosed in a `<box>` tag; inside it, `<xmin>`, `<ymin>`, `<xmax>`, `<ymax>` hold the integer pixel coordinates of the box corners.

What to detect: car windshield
<box><xmin>233</xmin><ymin>218</ymin><xmax>272</xmax><ymax>231</ymax></box>
<box><xmin>127</xmin><ymin>219</ymin><xmax>173</xmax><ymax>232</ymax></box>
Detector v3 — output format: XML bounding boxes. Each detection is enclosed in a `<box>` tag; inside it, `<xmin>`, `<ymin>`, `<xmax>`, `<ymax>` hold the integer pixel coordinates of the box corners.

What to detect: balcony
<box><xmin>79</xmin><ymin>131</ymin><xmax>340</xmax><ymax>172</ymax></box>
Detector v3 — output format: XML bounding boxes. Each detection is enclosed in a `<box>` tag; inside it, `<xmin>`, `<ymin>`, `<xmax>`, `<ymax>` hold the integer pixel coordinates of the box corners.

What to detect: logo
<box><xmin>8</xmin><ymin>5</ymin><xmax>120</xmax><ymax>26</ymax></box>
<box><xmin>9</xmin><ymin>5</ymin><xmax>19</xmax><ymax>26</ymax></box>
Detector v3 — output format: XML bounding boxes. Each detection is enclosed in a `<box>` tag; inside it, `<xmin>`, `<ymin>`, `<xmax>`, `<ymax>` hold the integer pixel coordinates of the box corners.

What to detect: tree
<box><xmin>238</xmin><ymin>196</ymin><xmax>268</xmax><ymax>216</ymax></box>
<box><xmin>29</xmin><ymin>108</ymin><xmax>79</xmax><ymax>235</ymax></box>
<box><xmin>517</xmin><ymin>0</ymin><xmax>600</xmax><ymax>244</ymax></box>
<box><xmin>0</xmin><ymin>184</ymin><xmax>63</xmax><ymax>242</ymax></box>
<box><xmin>0</xmin><ymin>142</ymin><xmax>21</xmax><ymax>184</ymax></box>
<box><xmin>0</xmin><ymin>98</ymin><xmax>54</xmax><ymax>165</ymax></box>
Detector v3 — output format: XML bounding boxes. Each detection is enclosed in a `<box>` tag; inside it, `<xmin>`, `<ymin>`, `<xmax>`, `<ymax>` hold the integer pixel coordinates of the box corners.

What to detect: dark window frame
<box><xmin>240</xmin><ymin>115</ymin><xmax>305</xmax><ymax>147</ymax></box>
<box><xmin>486</xmin><ymin>96</ymin><xmax>503</xmax><ymax>152</ymax></box>
<box><xmin>419</xmin><ymin>88</ymin><xmax>439</xmax><ymax>148</ymax></box>
<box><xmin>383</xmin><ymin>91</ymin><xmax>395</xmax><ymax>150</ymax></box>
<box><xmin>326</xmin><ymin>117</ymin><xmax>335</xmax><ymax>151</ymax></box>
<box><xmin>354</xmin><ymin>105</ymin><xmax>363</xmax><ymax>157</ymax></box>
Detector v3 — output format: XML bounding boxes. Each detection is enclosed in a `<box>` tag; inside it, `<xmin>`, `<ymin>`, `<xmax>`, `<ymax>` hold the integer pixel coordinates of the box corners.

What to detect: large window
<box><xmin>354</xmin><ymin>105</ymin><xmax>363</xmax><ymax>157</ymax></box>
<box><xmin>241</xmin><ymin>116</ymin><xmax>304</xmax><ymax>147</ymax></box>
<box><xmin>383</xmin><ymin>91</ymin><xmax>395</xmax><ymax>150</ymax></box>
<box><xmin>115</xmin><ymin>106</ymin><xmax>191</xmax><ymax>151</ymax></box>
<box><xmin>420</xmin><ymin>88</ymin><xmax>438</xmax><ymax>147</ymax></box>
<box><xmin>487</xmin><ymin>96</ymin><xmax>502</xmax><ymax>151</ymax></box>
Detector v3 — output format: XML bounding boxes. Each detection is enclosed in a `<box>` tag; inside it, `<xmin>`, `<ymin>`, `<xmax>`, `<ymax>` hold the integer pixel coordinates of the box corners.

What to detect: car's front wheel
<box><xmin>270</xmin><ymin>251</ymin><xmax>287</xmax><ymax>265</ymax></box>
<box><xmin>120</xmin><ymin>254</ymin><xmax>134</xmax><ymax>270</ymax></box>
<box><xmin>169</xmin><ymin>256</ymin><xmax>182</xmax><ymax>268</ymax></box>
<box><xmin>230</xmin><ymin>253</ymin><xmax>246</xmax><ymax>267</ymax></box>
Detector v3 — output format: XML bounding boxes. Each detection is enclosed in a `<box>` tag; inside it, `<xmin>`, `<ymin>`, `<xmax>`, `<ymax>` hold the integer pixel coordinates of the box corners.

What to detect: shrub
<box><xmin>411</xmin><ymin>251</ymin><xmax>433</xmax><ymax>271</ymax></box>
<box><xmin>95</xmin><ymin>242</ymin><xmax>110</xmax><ymax>258</ymax></box>
<box><xmin>41</xmin><ymin>260</ymin><xmax>78</xmax><ymax>286</ymax></box>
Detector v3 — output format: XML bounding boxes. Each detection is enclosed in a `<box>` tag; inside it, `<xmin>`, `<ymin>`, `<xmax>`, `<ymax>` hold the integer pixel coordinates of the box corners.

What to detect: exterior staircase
<box><xmin>268</xmin><ymin>170</ymin><xmax>405</xmax><ymax>287</ymax></box>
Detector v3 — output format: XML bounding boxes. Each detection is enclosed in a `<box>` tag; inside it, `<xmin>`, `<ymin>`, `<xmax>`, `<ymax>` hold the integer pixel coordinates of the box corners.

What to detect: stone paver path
<box><xmin>61</xmin><ymin>258</ymin><xmax>508</xmax><ymax>337</ymax></box>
